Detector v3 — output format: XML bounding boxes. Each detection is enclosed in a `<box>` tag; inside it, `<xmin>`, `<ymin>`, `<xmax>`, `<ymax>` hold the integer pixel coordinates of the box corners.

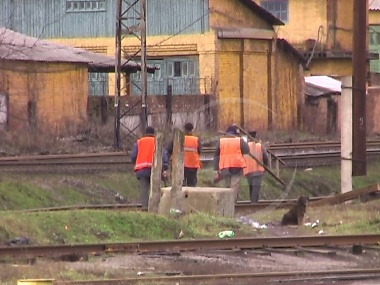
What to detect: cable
<box><xmin>305</xmin><ymin>25</ymin><xmax>323</xmax><ymax>68</ymax></box>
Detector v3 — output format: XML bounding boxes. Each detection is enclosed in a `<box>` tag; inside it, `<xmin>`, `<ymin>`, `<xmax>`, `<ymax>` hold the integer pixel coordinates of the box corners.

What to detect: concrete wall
<box><xmin>0</xmin><ymin>60</ymin><xmax>88</xmax><ymax>134</ymax></box>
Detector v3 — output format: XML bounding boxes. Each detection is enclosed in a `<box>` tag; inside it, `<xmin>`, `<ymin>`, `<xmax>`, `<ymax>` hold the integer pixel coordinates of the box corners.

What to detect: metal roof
<box><xmin>370</xmin><ymin>0</ymin><xmax>380</xmax><ymax>10</ymax></box>
<box><xmin>0</xmin><ymin>27</ymin><xmax>143</xmax><ymax>73</ymax></box>
<box><xmin>305</xmin><ymin>76</ymin><xmax>342</xmax><ymax>97</ymax></box>
<box><xmin>238</xmin><ymin>0</ymin><xmax>284</xmax><ymax>26</ymax></box>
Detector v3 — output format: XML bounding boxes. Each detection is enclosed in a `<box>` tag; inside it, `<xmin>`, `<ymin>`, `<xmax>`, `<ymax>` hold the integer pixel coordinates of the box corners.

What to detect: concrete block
<box><xmin>158</xmin><ymin>187</ymin><xmax>235</xmax><ymax>217</ymax></box>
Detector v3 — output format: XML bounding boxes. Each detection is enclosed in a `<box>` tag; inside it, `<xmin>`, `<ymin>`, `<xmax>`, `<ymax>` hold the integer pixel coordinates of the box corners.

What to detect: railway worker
<box><xmin>130</xmin><ymin>126</ymin><xmax>169</xmax><ymax>208</ymax></box>
<box><xmin>213</xmin><ymin>125</ymin><xmax>250</xmax><ymax>202</ymax></box>
<box><xmin>243</xmin><ymin>130</ymin><xmax>269</xmax><ymax>203</ymax></box>
<box><xmin>167</xmin><ymin>122</ymin><xmax>202</xmax><ymax>186</ymax></box>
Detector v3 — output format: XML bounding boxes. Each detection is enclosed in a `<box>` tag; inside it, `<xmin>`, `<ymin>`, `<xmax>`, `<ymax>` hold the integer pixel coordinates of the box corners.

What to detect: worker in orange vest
<box><xmin>168</xmin><ymin>122</ymin><xmax>202</xmax><ymax>186</ymax></box>
<box><xmin>213</xmin><ymin>125</ymin><xmax>250</xmax><ymax>202</ymax></box>
<box><xmin>243</xmin><ymin>130</ymin><xmax>269</xmax><ymax>203</ymax></box>
<box><xmin>130</xmin><ymin>126</ymin><xmax>169</xmax><ymax>208</ymax></box>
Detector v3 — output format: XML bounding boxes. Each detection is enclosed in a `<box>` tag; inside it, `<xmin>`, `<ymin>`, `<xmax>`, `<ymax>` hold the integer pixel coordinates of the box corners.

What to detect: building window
<box><xmin>66</xmin><ymin>0</ymin><xmax>106</xmax><ymax>12</ymax></box>
<box><xmin>261</xmin><ymin>0</ymin><xmax>288</xmax><ymax>22</ymax></box>
<box><xmin>88</xmin><ymin>72</ymin><xmax>109</xmax><ymax>96</ymax></box>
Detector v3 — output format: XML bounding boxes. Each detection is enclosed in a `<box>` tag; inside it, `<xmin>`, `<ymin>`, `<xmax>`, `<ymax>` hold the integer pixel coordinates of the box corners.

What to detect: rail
<box><xmin>0</xmin><ymin>234</ymin><xmax>379</xmax><ymax>259</ymax></box>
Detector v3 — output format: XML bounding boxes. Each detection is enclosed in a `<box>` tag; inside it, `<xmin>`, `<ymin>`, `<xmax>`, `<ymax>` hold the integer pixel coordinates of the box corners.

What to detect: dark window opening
<box><xmin>174</xmin><ymin>62</ymin><xmax>181</xmax><ymax>77</ymax></box>
<box><xmin>27</xmin><ymin>100</ymin><xmax>37</xmax><ymax>127</ymax></box>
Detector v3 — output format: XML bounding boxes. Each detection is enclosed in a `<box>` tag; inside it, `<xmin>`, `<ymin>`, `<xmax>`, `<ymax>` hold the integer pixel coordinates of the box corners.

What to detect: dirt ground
<box><xmin>63</xmin><ymin>244</ymin><xmax>380</xmax><ymax>284</ymax></box>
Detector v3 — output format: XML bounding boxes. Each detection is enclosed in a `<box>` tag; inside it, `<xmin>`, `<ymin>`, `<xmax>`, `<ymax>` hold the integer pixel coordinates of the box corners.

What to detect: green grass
<box><xmin>0</xmin><ymin>159</ymin><xmax>379</xmax><ymax>245</ymax></box>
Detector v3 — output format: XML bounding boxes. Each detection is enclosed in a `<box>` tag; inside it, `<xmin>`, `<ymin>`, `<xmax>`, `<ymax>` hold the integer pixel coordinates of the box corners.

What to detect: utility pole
<box><xmin>352</xmin><ymin>0</ymin><xmax>368</xmax><ymax>176</ymax></box>
<box><xmin>140</xmin><ymin>0</ymin><xmax>148</xmax><ymax>133</ymax></box>
<box><xmin>115</xmin><ymin>0</ymin><xmax>148</xmax><ymax>148</ymax></box>
<box><xmin>114</xmin><ymin>0</ymin><xmax>122</xmax><ymax>149</ymax></box>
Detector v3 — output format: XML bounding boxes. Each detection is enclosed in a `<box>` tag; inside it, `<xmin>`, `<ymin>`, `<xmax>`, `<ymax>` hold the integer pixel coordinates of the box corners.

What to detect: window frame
<box><xmin>66</xmin><ymin>0</ymin><xmax>106</xmax><ymax>13</ymax></box>
<box><xmin>260</xmin><ymin>0</ymin><xmax>289</xmax><ymax>22</ymax></box>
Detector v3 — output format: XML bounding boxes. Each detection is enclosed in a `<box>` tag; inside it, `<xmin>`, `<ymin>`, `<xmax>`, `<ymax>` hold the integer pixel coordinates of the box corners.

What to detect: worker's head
<box><xmin>184</xmin><ymin>122</ymin><xmax>194</xmax><ymax>132</ymax></box>
<box><xmin>248</xmin><ymin>130</ymin><xmax>257</xmax><ymax>138</ymax></box>
<box><xmin>226</xmin><ymin>125</ymin><xmax>238</xmax><ymax>135</ymax></box>
<box><xmin>145</xmin><ymin>126</ymin><xmax>155</xmax><ymax>135</ymax></box>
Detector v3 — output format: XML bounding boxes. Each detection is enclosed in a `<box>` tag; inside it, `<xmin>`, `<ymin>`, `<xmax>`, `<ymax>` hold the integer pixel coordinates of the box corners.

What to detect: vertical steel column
<box><xmin>352</xmin><ymin>0</ymin><xmax>368</xmax><ymax>176</ymax></box>
<box><xmin>114</xmin><ymin>0</ymin><xmax>122</xmax><ymax>148</ymax></box>
<box><xmin>140</xmin><ymin>0</ymin><xmax>147</xmax><ymax>133</ymax></box>
<box><xmin>115</xmin><ymin>0</ymin><xmax>147</xmax><ymax>147</ymax></box>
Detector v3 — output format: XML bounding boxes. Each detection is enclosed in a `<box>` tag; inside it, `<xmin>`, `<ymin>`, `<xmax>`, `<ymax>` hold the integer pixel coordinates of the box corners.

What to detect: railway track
<box><xmin>1</xmin><ymin>234</ymin><xmax>379</xmax><ymax>259</ymax></box>
<box><xmin>0</xmin><ymin>140</ymin><xmax>380</xmax><ymax>172</ymax></box>
<box><xmin>55</xmin><ymin>268</ymin><xmax>380</xmax><ymax>285</ymax></box>
<box><xmin>14</xmin><ymin>197</ymin><xmax>325</xmax><ymax>216</ymax></box>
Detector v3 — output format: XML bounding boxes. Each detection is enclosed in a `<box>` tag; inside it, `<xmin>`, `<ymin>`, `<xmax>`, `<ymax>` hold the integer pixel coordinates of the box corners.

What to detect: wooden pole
<box><xmin>148</xmin><ymin>131</ymin><xmax>164</xmax><ymax>213</ymax></box>
<box><xmin>170</xmin><ymin>128</ymin><xmax>184</xmax><ymax>212</ymax></box>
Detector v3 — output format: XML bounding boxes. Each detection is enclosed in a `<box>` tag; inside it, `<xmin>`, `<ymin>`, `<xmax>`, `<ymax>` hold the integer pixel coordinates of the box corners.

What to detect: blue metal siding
<box><xmin>0</xmin><ymin>0</ymin><xmax>209</xmax><ymax>38</ymax></box>
<box><xmin>147</xmin><ymin>0</ymin><xmax>208</xmax><ymax>35</ymax></box>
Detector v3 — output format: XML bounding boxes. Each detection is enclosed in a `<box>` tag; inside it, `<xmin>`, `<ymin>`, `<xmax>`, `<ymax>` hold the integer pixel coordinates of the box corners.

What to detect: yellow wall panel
<box><xmin>369</xmin><ymin>11</ymin><xmax>380</xmax><ymax>24</ymax></box>
<box><xmin>217</xmin><ymin>50</ymin><xmax>241</xmax><ymax>129</ymax></box>
<box><xmin>0</xmin><ymin>61</ymin><xmax>88</xmax><ymax>134</ymax></box>
<box><xmin>243</xmin><ymin>46</ymin><xmax>268</xmax><ymax>131</ymax></box>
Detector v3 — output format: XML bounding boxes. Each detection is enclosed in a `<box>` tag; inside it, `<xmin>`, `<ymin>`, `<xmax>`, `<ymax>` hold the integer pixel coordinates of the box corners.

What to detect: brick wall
<box><xmin>88</xmin><ymin>94</ymin><xmax>217</xmax><ymax>132</ymax></box>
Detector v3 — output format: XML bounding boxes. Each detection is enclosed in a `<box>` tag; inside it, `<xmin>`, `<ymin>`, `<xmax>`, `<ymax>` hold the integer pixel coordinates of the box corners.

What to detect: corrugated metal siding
<box><xmin>370</xmin><ymin>0</ymin><xmax>380</xmax><ymax>10</ymax></box>
<box><xmin>147</xmin><ymin>0</ymin><xmax>208</xmax><ymax>35</ymax></box>
<box><xmin>0</xmin><ymin>0</ymin><xmax>209</xmax><ymax>38</ymax></box>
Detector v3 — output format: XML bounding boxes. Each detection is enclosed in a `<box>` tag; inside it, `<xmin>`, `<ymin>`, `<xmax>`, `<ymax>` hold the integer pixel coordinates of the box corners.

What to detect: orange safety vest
<box><xmin>243</xmin><ymin>142</ymin><xmax>265</xmax><ymax>175</ymax></box>
<box><xmin>184</xmin><ymin>135</ymin><xmax>201</xmax><ymax>169</ymax></box>
<box><xmin>134</xmin><ymin>136</ymin><xmax>155</xmax><ymax>171</ymax></box>
<box><xmin>219</xmin><ymin>137</ymin><xmax>247</xmax><ymax>170</ymax></box>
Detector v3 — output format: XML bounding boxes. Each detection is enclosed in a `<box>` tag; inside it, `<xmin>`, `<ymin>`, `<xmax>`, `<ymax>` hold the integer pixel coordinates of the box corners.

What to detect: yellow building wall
<box><xmin>305</xmin><ymin>58</ymin><xmax>353</xmax><ymax>76</ymax></box>
<box><xmin>272</xmin><ymin>47</ymin><xmax>301</xmax><ymax>130</ymax></box>
<box><xmin>52</xmin><ymin>32</ymin><xmax>218</xmax><ymax>96</ymax></box>
<box><xmin>276</xmin><ymin>0</ymin><xmax>328</xmax><ymax>48</ymax></box>
<box><xmin>369</xmin><ymin>11</ymin><xmax>380</xmax><ymax>24</ymax></box>
<box><xmin>276</xmin><ymin>0</ymin><xmax>354</xmax><ymax>51</ymax></box>
<box><xmin>242</xmin><ymin>40</ymin><xmax>269</xmax><ymax>131</ymax></box>
<box><xmin>0</xmin><ymin>61</ymin><xmax>88</xmax><ymax>134</ymax></box>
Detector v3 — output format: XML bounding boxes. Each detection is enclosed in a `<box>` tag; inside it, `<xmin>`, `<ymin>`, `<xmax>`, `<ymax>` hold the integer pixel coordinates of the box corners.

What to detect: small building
<box><xmin>303</xmin><ymin>76</ymin><xmax>380</xmax><ymax>136</ymax></box>
<box><xmin>0</xmin><ymin>27</ymin><xmax>142</xmax><ymax>134</ymax></box>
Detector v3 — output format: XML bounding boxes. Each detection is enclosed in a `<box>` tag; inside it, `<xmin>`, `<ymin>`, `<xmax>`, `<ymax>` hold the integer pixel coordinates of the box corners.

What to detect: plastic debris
<box><xmin>137</xmin><ymin>272</ymin><xmax>144</xmax><ymax>276</ymax></box>
<box><xmin>178</xmin><ymin>230</ymin><xmax>184</xmax><ymax>239</ymax></box>
<box><xmin>218</xmin><ymin>230</ymin><xmax>235</xmax><ymax>239</ymax></box>
<box><xmin>169</xmin><ymin>208</ymin><xmax>182</xmax><ymax>215</ymax></box>
<box><xmin>318</xmin><ymin>230</ymin><xmax>324</xmax><ymax>235</ymax></box>
<box><xmin>236</xmin><ymin>216</ymin><xmax>267</xmax><ymax>229</ymax></box>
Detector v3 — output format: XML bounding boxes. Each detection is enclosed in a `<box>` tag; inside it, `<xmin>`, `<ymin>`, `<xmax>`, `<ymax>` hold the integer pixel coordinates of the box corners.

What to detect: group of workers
<box><xmin>130</xmin><ymin>123</ymin><xmax>268</xmax><ymax>208</ymax></box>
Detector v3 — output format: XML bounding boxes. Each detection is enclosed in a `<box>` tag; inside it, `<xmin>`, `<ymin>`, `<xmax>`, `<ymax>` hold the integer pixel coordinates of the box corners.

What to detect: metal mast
<box><xmin>115</xmin><ymin>0</ymin><xmax>148</xmax><ymax>148</ymax></box>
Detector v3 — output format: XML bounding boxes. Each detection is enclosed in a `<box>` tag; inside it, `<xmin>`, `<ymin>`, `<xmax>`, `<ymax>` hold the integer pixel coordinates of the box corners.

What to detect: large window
<box><xmin>261</xmin><ymin>0</ymin><xmax>288</xmax><ymax>22</ymax></box>
<box><xmin>66</xmin><ymin>0</ymin><xmax>106</xmax><ymax>12</ymax></box>
<box><xmin>131</xmin><ymin>57</ymin><xmax>199</xmax><ymax>95</ymax></box>
<box><xmin>88</xmin><ymin>72</ymin><xmax>109</xmax><ymax>96</ymax></box>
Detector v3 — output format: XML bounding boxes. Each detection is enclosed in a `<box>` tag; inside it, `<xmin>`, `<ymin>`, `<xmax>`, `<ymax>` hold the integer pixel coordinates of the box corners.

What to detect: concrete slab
<box><xmin>158</xmin><ymin>187</ymin><xmax>235</xmax><ymax>217</ymax></box>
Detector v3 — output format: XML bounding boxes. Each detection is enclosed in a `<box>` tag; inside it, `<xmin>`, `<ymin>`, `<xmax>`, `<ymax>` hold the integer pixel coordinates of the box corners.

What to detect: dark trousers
<box><xmin>138</xmin><ymin>176</ymin><xmax>150</xmax><ymax>208</ymax></box>
<box><xmin>184</xmin><ymin>168</ymin><xmax>198</xmax><ymax>187</ymax></box>
<box><xmin>246</xmin><ymin>174</ymin><xmax>264</xmax><ymax>203</ymax></box>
